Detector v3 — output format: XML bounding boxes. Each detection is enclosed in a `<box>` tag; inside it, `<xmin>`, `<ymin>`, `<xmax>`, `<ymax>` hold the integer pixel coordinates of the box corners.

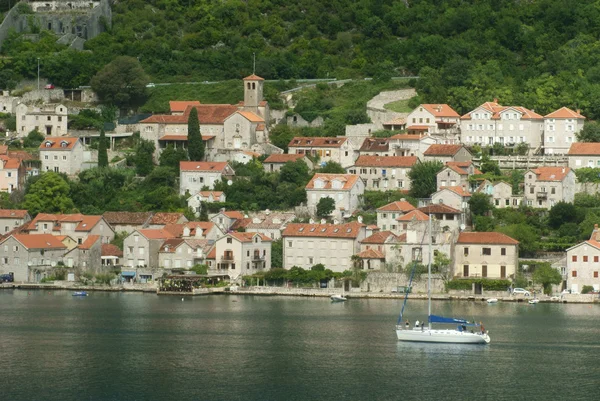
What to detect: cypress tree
<box><xmin>187</xmin><ymin>107</ymin><xmax>204</xmax><ymax>161</ymax></box>
<box><xmin>98</xmin><ymin>128</ymin><xmax>108</xmax><ymax>168</ymax></box>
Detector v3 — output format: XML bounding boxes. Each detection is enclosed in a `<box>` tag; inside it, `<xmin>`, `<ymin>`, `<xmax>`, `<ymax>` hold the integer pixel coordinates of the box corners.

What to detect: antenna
<box><xmin>253</xmin><ymin>52</ymin><xmax>256</xmax><ymax>74</ymax></box>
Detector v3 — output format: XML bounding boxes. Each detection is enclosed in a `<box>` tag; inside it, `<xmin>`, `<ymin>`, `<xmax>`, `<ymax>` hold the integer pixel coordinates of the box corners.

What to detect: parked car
<box><xmin>0</xmin><ymin>273</ymin><xmax>14</xmax><ymax>283</ymax></box>
<box><xmin>44</xmin><ymin>84</ymin><xmax>55</xmax><ymax>89</ymax></box>
<box><xmin>512</xmin><ymin>288</ymin><xmax>530</xmax><ymax>297</ymax></box>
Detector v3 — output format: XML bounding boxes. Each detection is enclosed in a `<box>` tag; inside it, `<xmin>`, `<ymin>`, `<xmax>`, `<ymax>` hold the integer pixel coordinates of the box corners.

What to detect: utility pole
<box><xmin>253</xmin><ymin>52</ymin><xmax>255</xmax><ymax>75</ymax></box>
<box><xmin>37</xmin><ymin>57</ymin><xmax>40</xmax><ymax>90</ymax></box>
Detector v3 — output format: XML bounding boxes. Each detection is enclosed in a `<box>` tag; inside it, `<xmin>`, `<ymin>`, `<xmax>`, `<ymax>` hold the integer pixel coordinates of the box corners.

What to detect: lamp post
<box><xmin>37</xmin><ymin>57</ymin><xmax>40</xmax><ymax>90</ymax></box>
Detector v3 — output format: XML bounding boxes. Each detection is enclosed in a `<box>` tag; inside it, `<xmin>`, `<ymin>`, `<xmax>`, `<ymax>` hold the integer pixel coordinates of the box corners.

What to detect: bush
<box><xmin>445</xmin><ymin>279</ymin><xmax>512</xmax><ymax>291</ymax></box>
<box><xmin>582</xmin><ymin>285</ymin><xmax>594</xmax><ymax>294</ymax></box>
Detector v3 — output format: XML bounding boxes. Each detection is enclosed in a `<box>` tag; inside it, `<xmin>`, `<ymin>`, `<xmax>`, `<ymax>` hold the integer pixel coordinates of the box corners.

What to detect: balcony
<box><xmin>536</xmin><ymin>192</ymin><xmax>548</xmax><ymax>199</ymax></box>
<box><xmin>252</xmin><ymin>255</ymin><xmax>265</xmax><ymax>261</ymax></box>
<box><xmin>220</xmin><ymin>254</ymin><xmax>234</xmax><ymax>261</ymax></box>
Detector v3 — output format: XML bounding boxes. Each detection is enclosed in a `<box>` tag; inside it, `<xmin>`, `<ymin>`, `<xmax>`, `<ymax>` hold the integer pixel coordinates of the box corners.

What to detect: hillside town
<box><xmin>1</xmin><ymin>74</ymin><xmax>599</xmax><ymax>297</ymax></box>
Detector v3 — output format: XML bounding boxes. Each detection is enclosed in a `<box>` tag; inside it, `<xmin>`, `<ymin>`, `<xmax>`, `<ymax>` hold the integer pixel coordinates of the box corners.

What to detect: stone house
<box><xmin>567</xmin><ymin>142</ymin><xmax>600</xmax><ymax>169</ymax></box>
<box><xmin>162</xmin><ymin>221</ymin><xmax>222</xmax><ymax>241</ymax></box>
<box><xmin>565</xmin><ymin>225</ymin><xmax>600</xmax><ymax>293</ymax></box>
<box><xmin>179</xmin><ymin>161</ymin><xmax>235</xmax><ymax>193</ymax></box>
<box><xmin>15</xmin><ymin>103</ymin><xmax>68</xmax><ymax>137</ymax></box>
<box><xmin>430</xmin><ymin>186</ymin><xmax>472</xmax><ymax>225</ymax></box>
<box><xmin>305</xmin><ymin>173</ymin><xmax>365</xmax><ymax>217</ymax></box>
<box><xmin>454</xmin><ymin>232</ymin><xmax>519</xmax><ymax>280</ymax></box>
<box><xmin>388</xmin><ymin>133</ymin><xmax>437</xmax><ymax>159</ymax></box>
<box><xmin>0</xmin><ymin>234</ymin><xmax>67</xmax><ymax>282</ymax></box>
<box><xmin>436</xmin><ymin>161</ymin><xmax>481</xmax><ymax>191</ymax></box>
<box><xmin>406</xmin><ymin>104</ymin><xmax>461</xmax><ymax>140</ymax></box>
<box><xmin>0</xmin><ymin>154</ymin><xmax>26</xmax><ymax>193</ymax></box>
<box><xmin>382</xmin><ymin>117</ymin><xmax>406</xmax><ymax>131</ymax></box>
<box><xmin>223</xmin><ymin>111</ymin><xmax>267</xmax><ymax>150</ymax></box>
<box><xmin>487</xmin><ymin>181</ymin><xmax>520</xmax><ymax>209</ymax></box>
<box><xmin>210</xmin><ymin>210</ymin><xmax>245</xmax><ymax>232</ymax></box>
<box><xmin>228</xmin><ymin>211</ymin><xmax>296</xmax><ymax>240</ymax></box>
<box><xmin>147</xmin><ymin>212</ymin><xmax>189</xmax><ymax>229</ymax></box>
<box><xmin>417</xmin><ymin>204</ymin><xmax>462</xmax><ymax>233</ymax></box>
<box><xmin>26</xmin><ymin>213</ymin><xmax>114</xmax><ymax>245</ymax></box>
<box><xmin>376</xmin><ymin>200</ymin><xmax>416</xmax><ymax>232</ymax></box>
<box><xmin>523</xmin><ymin>167</ymin><xmax>576</xmax><ymax>209</ymax></box>
<box><xmin>102</xmin><ymin>212</ymin><xmax>153</xmax><ymax>234</ymax></box>
<box><xmin>0</xmin><ymin>209</ymin><xmax>30</xmax><ymax>234</ymax></box>
<box><xmin>423</xmin><ymin>144</ymin><xmax>472</xmax><ymax>164</ymax></box>
<box><xmin>543</xmin><ymin>107</ymin><xmax>585</xmax><ymax>155</ymax></box>
<box><xmin>122</xmin><ymin>229</ymin><xmax>175</xmax><ymax>269</ymax></box>
<box><xmin>263</xmin><ymin>154</ymin><xmax>313</xmax><ymax>173</ymax></box>
<box><xmin>347</xmin><ymin>155</ymin><xmax>418</xmax><ymax>191</ymax></box>
<box><xmin>0</xmin><ymin>91</ymin><xmax>19</xmax><ymax>114</ymax></box>
<box><xmin>460</xmin><ymin>100</ymin><xmax>543</xmax><ymax>152</ymax></box>
<box><xmin>281</xmin><ymin>222</ymin><xmax>366</xmax><ymax>272</ymax></box>
<box><xmin>355</xmin><ymin>231</ymin><xmax>404</xmax><ymax>270</ymax></box>
<box><xmin>101</xmin><ymin>243</ymin><xmax>123</xmax><ymax>267</ymax></box>
<box><xmin>63</xmin><ymin>235</ymin><xmax>102</xmax><ymax>270</ymax></box>
<box><xmin>358</xmin><ymin>137</ymin><xmax>393</xmax><ymax>157</ymax></box>
<box><xmin>39</xmin><ymin>137</ymin><xmax>84</xmax><ymax>175</ymax></box>
<box><xmin>288</xmin><ymin>137</ymin><xmax>357</xmax><ymax>168</ymax></box>
<box><xmin>158</xmin><ymin>238</ymin><xmax>214</xmax><ymax>269</ymax></box>
<box><xmin>187</xmin><ymin>191</ymin><xmax>227</xmax><ymax>217</ymax></box>
<box><xmin>213</xmin><ymin>232</ymin><xmax>272</xmax><ymax>278</ymax></box>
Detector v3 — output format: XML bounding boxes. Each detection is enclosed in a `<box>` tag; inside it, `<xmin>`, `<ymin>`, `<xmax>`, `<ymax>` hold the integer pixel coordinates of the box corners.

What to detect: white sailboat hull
<box><xmin>396</xmin><ymin>328</ymin><xmax>490</xmax><ymax>344</ymax></box>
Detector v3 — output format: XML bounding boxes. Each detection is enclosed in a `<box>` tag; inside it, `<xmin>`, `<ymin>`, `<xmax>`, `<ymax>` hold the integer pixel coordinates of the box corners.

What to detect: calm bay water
<box><xmin>1</xmin><ymin>290</ymin><xmax>599</xmax><ymax>401</ymax></box>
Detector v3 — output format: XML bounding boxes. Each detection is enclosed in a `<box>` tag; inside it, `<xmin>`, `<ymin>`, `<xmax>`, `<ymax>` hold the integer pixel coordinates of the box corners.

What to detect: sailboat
<box><xmin>395</xmin><ymin>217</ymin><xmax>491</xmax><ymax>344</ymax></box>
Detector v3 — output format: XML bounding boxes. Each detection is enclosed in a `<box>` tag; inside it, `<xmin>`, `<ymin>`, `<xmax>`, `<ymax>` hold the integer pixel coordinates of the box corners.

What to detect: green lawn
<box><xmin>384</xmin><ymin>97</ymin><xmax>415</xmax><ymax>113</ymax></box>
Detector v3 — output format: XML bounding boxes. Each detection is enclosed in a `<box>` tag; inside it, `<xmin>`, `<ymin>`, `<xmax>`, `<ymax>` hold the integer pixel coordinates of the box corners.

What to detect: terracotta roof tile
<box><xmin>354</xmin><ymin>155</ymin><xmax>418</xmax><ymax>168</ymax></box>
<box><xmin>207</xmin><ymin>246</ymin><xmax>216</xmax><ymax>259</ymax></box>
<box><xmin>461</xmin><ymin>101</ymin><xmax>543</xmax><ymax>120</ymax></box>
<box><xmin>383</xmin><ymin>117</ymin><xmax>406</xmax><ymax>126</ymax></box>
<box><xmin>159</xmin><ymin>135</ymin><xmax>215</xmax><ymax>141</ymax></box>
<box><xmin>420</xmin><ymin>104</ymin><xmax>460</xmax><ymax>118</ymax></box>
<box><xmin>103</xmin><ymin>212</ymin><xmax>152</xmax><ymax>226</ymax></box>
<box><xmin>457</xmin><ymin>232</ymin><xmax>519</xmax><ymax>245</ymax></box>
<box><xmin>159</xmin><ymin>238</ymin><xmax>185</xmax><ymax>252</ymax></box>
<box><xmin>169</xmin><ymin>101</ymin><xmax>201</xmax><ymax>113</ymax></box>
<box><xmin>150</xmin><ymin>212</ymin><xmax>186</xmax><ymax>225</ymax></box>
<box><xmin>141</xmin><ymin>104</ymin><xmax>238</xmax><ymax>124</ymax></box>
<box><xmin>0</xmin><ymin>155</ymin><xmax>21</xmax><ymax>169</ymax></box>
<box><xmin>356</xmin><ymin>249</ymin><xmax>385</xmax><ymax>259</ymax></box>
<box><xmin>424</xmin><ymin>144</ymin><xmax>466</xmax><ymax>156</ymax></box>
<box><xmin>567</xmin><ymin>143</ymin><xmax>600</xmax><ymax>156</ymax></box>
<box><xmin>102</xmin><ymin>243</ymin><xmax>123</xmax><ymax>257</ymax></box>
<box><xmin>138</xmin><ymin>229</ymin><xmax>176</xmax><ymax>240</ymax></box>
<box><xmin>79</xmin><ymin>235</ymin><xmax>100</xmax><ymax>250</ymax></box>
<box><xmin>397</xmin><ymin>210</ymin><xmax>430</xmax><ymax>221</ymax></box>
<box><xmin>223</xmin><ymin>211</ymin><xmax>244</xmax><ymax>220</ymax></box>
<box><xmin>388</xmin><ymin>134</ymin><xmax>424</xmax><ymax>141</ymax></box>
<box><xmin>361</xmin><ymin>231</ymin><xmax>401</xmax><ymax>244</ymax></box>
<box><xmin>438</xmin><ymin>186</ymin><xmax>472</xmax><ymax>197</ymax></box>
<box><xmin>407</xmin><ymin>125</ymin><xmax>431</xmax><ymax>130</ymax></box>
<box><xmin>544</xmin><ymin>107</ymin><xmax>585</xmax><ymax>119</ymax></box>
<box><xmin>39</xmin><ymin>137</ymin><xmax>79</xmax><ymax>150</ymax></box>
<box><xmin>376</xmin><ymin>201</ymin><xmax>415</xmax><ymax>212</ymax></box>
<box><xmin>0</xmin><ymin>209</ymin><xmax>29</xmax><ymax>219</ymax></box>
<box><xmin>264</xmin><ymin>154</ymin><xmax>306</xmax><ymax>163</ymax></box>
<box><xmin>306</xmin><ymin>173</ymin><xmax>360</xmax><ymax>191</ymax></box>
<box><xmin>243</xmin><ymin>74</ymin><xmax>264</xmax><ymax>81</ymax></box>
<box><xmin>27</xmin><ymin>213</ymin><xmax>104</xmax><ymax>232</ymax></box>
<box><xmin>229</xmin><ymin>232</ymin><xmax>272</xmax><ymax>242</ymax></box>
<box><xmin>10</xmin><ymin>234</ymin><xmax>67</xmax><ymax>250</ymax></box>
<box><xmin>236</xmin><ymin>111</ymin><xmax>264</xmax><ymax>123</ymax></box>
<box><xmin>359</xmin><ymin>138</ymin><xmax>390</xmax><ymax>152</ymax></box>
<box><xmin>282</xmin><ymin>222</ymin><xmax>364</xmax><ymax>239</ymax></box>
<box><xmin>529</xmin><ymin>167</ymin><xmax>571</xmax><ymax>182</ymax></box>
<box><xmin>417</xmin><ymin>204</ymin><xmax>461</xmax><ymax>214</ymax></box>
<box><xmin>180</xmin><ymin>161</ymin><xmax>230</xmax><ymax>172</ymax></box>
<box><xmin>288</xmin><ymin>137</ymin><xmax>347</xmax><ymax>148</ymax></box>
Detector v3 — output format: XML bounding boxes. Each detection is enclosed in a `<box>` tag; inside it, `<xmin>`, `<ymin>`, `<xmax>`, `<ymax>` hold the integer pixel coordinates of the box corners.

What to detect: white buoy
<box><xmin>181</xmin><ymin>298</ymin><xmax>184</xmax><ymax>301</ymax></box>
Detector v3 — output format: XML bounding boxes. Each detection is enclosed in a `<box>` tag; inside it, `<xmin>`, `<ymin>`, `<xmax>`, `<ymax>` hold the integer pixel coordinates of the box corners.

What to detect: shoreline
<box><xmin>2</xmin><ymin>283</ymin><xmax>598</xmax><ymax>303</ymax></box>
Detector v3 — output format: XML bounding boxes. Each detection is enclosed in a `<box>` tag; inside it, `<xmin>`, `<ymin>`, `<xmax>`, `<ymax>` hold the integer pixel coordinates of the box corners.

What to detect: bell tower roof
<box><xmin>243</xmin><ymin>74</ymin><xmax>264</xmax><ymax>81</ymax></box>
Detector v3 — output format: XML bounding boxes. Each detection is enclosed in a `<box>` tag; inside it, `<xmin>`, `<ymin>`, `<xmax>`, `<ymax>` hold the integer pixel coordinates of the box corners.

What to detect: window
<box><xmin>594</xmin><ymin>271</ymin><xmax>599</xmax><ymax>278</ymax></box>
<box><xmin>463</xmin><ymin>247</ymin><xmax>469</xmax><ymax>256</ymax></box>
<box><xmin>595</xmin><ymin>256</ymin><xmax>599</xmax><ymax>263</ymax></box>
<box><xmin>530</xmin><ymin>187</ymin><xmax>534</xmax><ymax>194</ymax></box>
<box><xmin>77</xmin><ymin>238</ymin><xmax>82</xmax><ymax>245</ymax></box>
<box><xmin>463</xmin><ymin>265</ymin><xmax>469</xmax><ymax>277</ymax></box>
<box><xmin>584</xmin><ymin>256</ymin><xmax>589</xmax><ymax>262</ymax></box>
<box><xmin>501</xmin><ymin>248</ymin><xmax>506</xmax><ymax>256</ymax></box>
<box><xmin>572</xmin><ymin>270</ymin><xmax>577</xmax><ymax>277</ymax></box>
<box><xmin>551</xmin><ymin>187</ymin><xmax>556</xmax><ymax>194</ymax></box>
<box><xmin>482</xmin><ymin>248</ymin><xmax>491</xmax><ymax>256</ymax></box>
<box><xmin>288</xmin><ymin>241</ymin><xmax>292</xmax><ymax>247</ymax></box>
<box><xmin>227</xmin><ymin>237</ymin><xmax>232</xmax><ymax>244</ymax></box>
<box><xmin>482</xmin><ymin>265</ymin><xmax>487</xmax><ymax>278</ymax></box>
<box><xmin>572</xmin><ymin>255</ymin><xmax>577</xmax><ymax>262</ymax></box>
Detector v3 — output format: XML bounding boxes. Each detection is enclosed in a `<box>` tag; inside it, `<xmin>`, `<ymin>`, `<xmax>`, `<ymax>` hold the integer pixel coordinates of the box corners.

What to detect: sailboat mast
<box><xmin>428</xmin><ymin>214</ymin><xmax>432</xmax><ymax>330</ymax></box>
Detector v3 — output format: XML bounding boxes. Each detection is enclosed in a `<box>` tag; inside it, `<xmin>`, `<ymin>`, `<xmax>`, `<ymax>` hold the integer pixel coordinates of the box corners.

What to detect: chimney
<box><xmin>577</xmin><ymin>109</ymin><xmax>581</xmax><ymax>114</ymax></box>
<box><xmin>357</xmin><ymin>216</ymin><xmax>363</xmax><ymax>224</ymax></box>
<box><xmin>320</xmin><ymin>219</ymin><xmax>326</xmax><ymax>224</ymax></box>
<box><xmin>562</xmin><ymin>168</ymin><xmax>565</xmax><ymax>173</ymax></box>
<box><xmin>309</xmin><ymin>218</ymin><xmax>315</xmax><ymax>224</ymax></box>
<box><xmin>493</xmin><ymin>98</ymin><xmax>498</xmax><ymax>103</ymax></box>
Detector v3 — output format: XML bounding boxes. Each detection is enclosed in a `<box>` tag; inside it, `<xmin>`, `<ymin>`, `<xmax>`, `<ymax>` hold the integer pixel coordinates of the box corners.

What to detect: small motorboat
<box><xmin>486</xmin><ymin>298</ymin><xmax>498</xmax><ymax>304</ymax></box>
<box><xmin>72</xmin><ymin>291</ymin><xmax>88</xmax><ymax>297</ymax></box>
<box><xmin>528</xmin><ymin>299</ymin><xmax>539</xmax><ymax>304</ymax></box>
<box><xmin>330</xmin><ymin>294</ymin><xmax>347</xmax><ymax>302</ymax></box>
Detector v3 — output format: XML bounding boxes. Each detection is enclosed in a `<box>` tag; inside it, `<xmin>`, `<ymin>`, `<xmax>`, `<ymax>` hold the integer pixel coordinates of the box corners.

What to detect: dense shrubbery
<box><xmin>445</xmin><ymin>279</ymin><xmax>511</xmax><ymax>291</ymax></box>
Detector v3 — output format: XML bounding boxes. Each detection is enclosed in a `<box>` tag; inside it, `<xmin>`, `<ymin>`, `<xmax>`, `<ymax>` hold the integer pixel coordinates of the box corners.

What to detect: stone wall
<box><xmin>361</xmin><ymin>271</ymin><xmax>445</xmax><ymax>294</ymax></box>
<box><xmin>21</xmin><ymin>89</ymin><xmax>65</xmax><ymax>103</ymax></box>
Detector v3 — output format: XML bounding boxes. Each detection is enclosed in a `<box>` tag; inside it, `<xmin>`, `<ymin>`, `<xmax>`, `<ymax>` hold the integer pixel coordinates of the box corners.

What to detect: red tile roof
<box><xmin>11</xmin><ymin>234</ymin><xmax>67</xmax><ymax>250</ymax></box>
<box><xmin>397</xmin><ymin>210</ymin><xmax>430</xmax><ymax>221</ymax></box>
<box><xmin>306</xmin><ymin>174</ymin><xmax>360</xmax><ymax>191</ymax></box>
<box><xmin>457</xmin><ymin>232</ymin><xmax>519</xmax><ymax>245</ymax></box>
<box><xmin>360</xmin><ymin>138</ymin><xmax>390</xmax><ymax>152</ymax></box>
<box><xmin>159</xmin><ymin>238</ymin><xmax>185</xmax><ymax>252</ymax></box>
<box><xmin>529</xmin><ymin>167</ymin><xmax>571</xmax><ymax>182</ymax></box>
<box><xmin>139</xmin><ymin>229</ymin><xmax>176</xmax><ymax>240</ymax></box>
<box><xmin>544</xmin><ymin>107</ymin><xmax>585</xmax><ymax>119</ymax></box>
<box><xmin>236</xmin><ymin>111</ymin><xmax>264</xmax><ymax>122</ymax></box>
<box><xmin>39</xmin><ymin>137</ymin><xmax>79</xmax><ymax>150</ymax></box>
<box><xmin>418</xmin><ymin>204</ymin><xmax>461</xmax><ymax>214</ymax></box>
<box><xmin>163</xmin><ymin>222</ymin><xmax>215</xmax><ymax>237</ymax></box>
<box><xmin>445</xmin><ymin>161</ymin><xmax>482</xmax><ymax>175</ymax></box>
<box><xmin>0</xmin><ymin>155</ymin><xmax>21</xmax><ymax>169</ymax></box>
<box><xmin>79</xmin><ymin>235</ymin><xmax>100</xmax><ymax>250</ymax></box>
<box><xmin>439</xmin><ymin>186</ymin><xmax>472</xmax><ymax>197</ymax></box>
<box><xmin>424</xmin><ymin>144</ymin><xmax>466</xmax><ymax>156</ymax></box>
<box><xmin>354</xmin><ymin>155</ymin><xmax>418</xmax><ymax>168</ymax></box>
<box><xmin>103</xmin><ymin>212</ymin><xmax>152</xmax><ymax>226</ymax></box>
<box><xmin>207</xmin><ymin>246</ymin><xmax>216</xmax><ymax>259</ymax></box>
<box><xmin>406</xmin><ymin>125</ymin><xmax>431</xmax><ymax>130</ymax></box>
<box><xmin>356</xmin><ymin>249</ymin><xmax>385</xmax><ymax>259</ymax></box>
<box><xmin>361</xmin><ymin>231</ymin><xmax>401</xmax><ymax>244</ymax></box>
<box><xmin>223</xmin><ymin>211</ymin><xmax>244</xmax><ymax>220</ymax></box>
<box><xmin>567</xmin><ymin>143</ymin><xmax>600</xmax><ymax>156</ymax></box>
<box><xmin>288</xmin><ymin>137</ymin><xmax>347</xmax><ymax>148</ymax></box>
<box><xmin>389</xmin><ymin>134</ymin><xmax>424</xmax><ymax>141</ymax></box>
<box><xmin>282</xmin><ymin>222</ymin><xmax>364</xmax><ymax>239</ymax></box>
<box><xmin>383</xmin><ymin>117</ymin><xmax>406</xmax><ymax>126</ymax></box>
<box><xmin>243</xmin><ymin>74</ymin><xmax>264</xmax><ymax>81</ymax></box>
<box><xmin>0</xmin><ymin>209</ymin><xmax>29</xmax><ymax>219</ymax></box>
<box><xmin>169</xmin><ymin>101</ymin><xmax>201</xmax><ymax>113</ymax></box>
<box><xmin>461</xmin><ymin>101</ymin><xmax>543</xmax><ymax>120</ymax></box>
<box><xmin>229</xmin><ymin>232</ymin><xmax>272</xmax><ymax>242</ymax></box>
<box><xmin>27</xmin><ymin>214</ymin><xmax>103</xmax><ymax>232</ymax></box>
<box><xmin>150</xmin><ymin>212</ymin><xmax>186</xmax><ymax>225</ymax></box>
<box><xmin>376</xmin><ymin>201</ymin><xmax>416</xmax><ymax>212</ymax></box>
<box><xmin>180</xmin><ymin>161</ymin><xmax>230</xmax><ymax>172</ymax></box>
<box><xmin>8</xmin><ymin>150</ymin><xmax>35</xmax><ymax>161</ymax></box>
<box><xmin>420</xmin><ymin>104</ymin><xmax>460</xmax><ymax>118</ymax></box>
<box><xmin>141</xmin><ymin>104</ymin><xmax>238</xmax><ymax>124</ymax></box>
<box><xmin>102</xmin><ymin>243</ymin><xmax>123</xmax><ymax>257</ymax></box>
<box><xmin>158</xmin><ymin>135</ymin><xmax>215</xmax><ymax>141</ymax></box>
<box><xmin>264</xmin><ymin>154</ymin><xmax>306</xmax><ymax>163</ymax></box>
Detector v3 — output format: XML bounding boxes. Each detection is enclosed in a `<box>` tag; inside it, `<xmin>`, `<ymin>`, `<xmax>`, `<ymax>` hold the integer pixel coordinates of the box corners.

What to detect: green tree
<box><xmin>279</xmin><ymin>160</ymin><xmax>310</xmax><ymax>186</ymax></box>
<box><xmin>320</xmin><ymin>161</ymin><xmax>345</xmax><ymax>173</ymax></box>
<box><xmin>548</xmin><ymin>201</ymin><xmax>578</xmax><ymax>229</ymax></box>
<box><xmin>316</xmin><ymin>197</ymin><xmax>335</xmax><ymax>218</ymax></box>
<box><xmin>480</xmin><ymin>154</ymin><xmax>501</xmax><ymax>175</ymax></box>
<box><xmin>22</xmin><ymin>129</ymin><xmax>44</xmax><ymax>148</ymax></box>
<box><xmin>199</xmin><ymin>201</ymin><xmax>209</xmax><ymax>221</ymax></box>
<box><xmin>576</xmin><ymin>121</ymin><xmax>600</xmax><ymax>142</ymax></box>
<box><xmin>271</xmin><ymin>238</ymin><xmax>283</xmax><ymax>268</ymax></box>
<box><xmin>432</xmin><ymin>251</ymin><xmax>452</xmax><ymax>282</ymax></box>
<box><xmin>408</xmin><ymin>161</ymin><xmax>443</xmax><ymax>199</ymax></box>
<box><xmin>532</xmin><ymin>264</ymin><xmax>563</xmax><ymax>295</ymax></box>
<box><xmin>98</xmin><ymin>128</ymin><xmax>108</xmax><ymax>168</ymax></box>
<box><xmin>22</xmin><ymin>172</ymin><xmax>74</xmax><ymax>215</ymax></box>
<box><xmin>159</xmin><ymin>144</ymin><xmax>188</xmax><ymax>173</ymax></box>
<box><xmin>134</xmin><ymin>139</ymin><xmax>155</xmax><ymax>176</ymax></box>
<box><xmin>90</xmin><ymin>56</ymin><xmax>149</xmax><ymax>111</ymax></box>
<box><xmin>469</xmin><ymin>192</ymin><xmax>493</xmax><ymax>217</ymax></box>
<box><xmin>498</xmin><ymin>224</ymin><xmax>537</xmax><ymax>257</ymax></box>
<box><xmin>187</xmin><ymin>107</ymin><xmax>204</xmax><ymax>161</ymax></box>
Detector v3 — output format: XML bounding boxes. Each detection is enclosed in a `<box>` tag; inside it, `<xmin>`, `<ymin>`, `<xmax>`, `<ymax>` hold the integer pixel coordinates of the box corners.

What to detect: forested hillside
<box><xmin>3</xmin><ymin>0</ymin><xmax>600</xmax><ymax>117</ymax></box>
